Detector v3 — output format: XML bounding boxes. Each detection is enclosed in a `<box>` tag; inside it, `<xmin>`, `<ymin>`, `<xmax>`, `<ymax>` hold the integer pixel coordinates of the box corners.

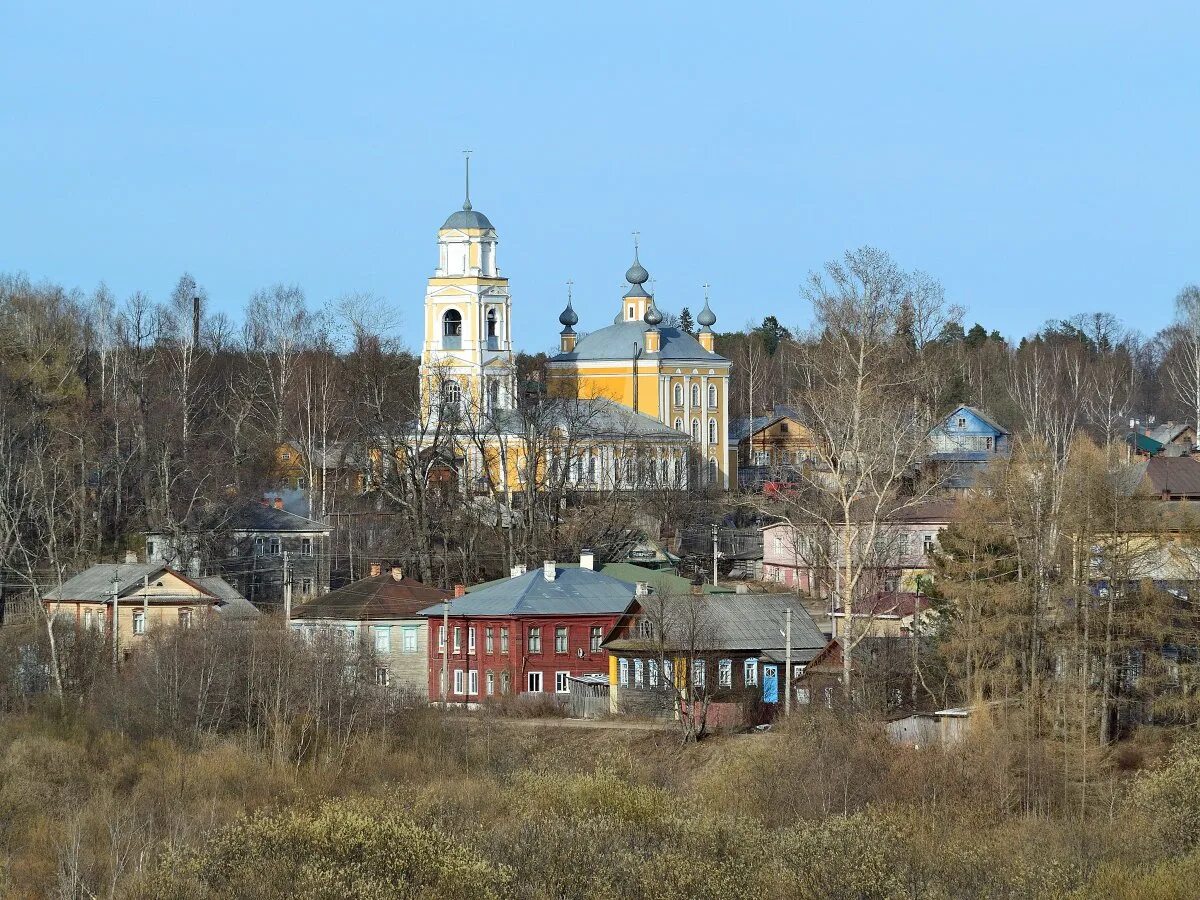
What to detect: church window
<box><xmin>587</xmin><ymin>454</ymin><xmax>597</xmax><ymax>483</ymax></box>
<box><xmin>691</xmin><ymin>384</ymin><xmax>700</xmax><ymax>407</ymax></box>
<box><xmin>674</xmin><ymin>417</ymin><xmax>683</xmax><ymax>432</ymax></box>
<box><xmin>442</xmin><ymin>380</ymin><xmax>462</xmax><ymax>407</ymax></box>
<box><xmin>628</xmin><ymin>305</ymin><xmax>634</xmax><ymax>320</ymax></box>
<box><xmin>487</xmin><ymin>379</ymin><xmax>500</xmax><ymax>411</ymax></box>
<box><xmin>708</xmin><ymin>418</ymin><xmax>718</xmax><ymax>444</ymax></box>
<box><xmin>625</xmin><ymin>458</ymin><xmax>635</xmax><ymax>485</ymax></box>
<box><xmin>691</xmin><ymin>419</ymin><xmax>700</xmax><ymax>442</ymax></box>
<box><xmin>673</xmin><ymin>457</ymin><xmax>682</xmax><ymax>485</ymax></box>
<box><xmin>708</xmin><ymin>457</ymin><xmax>718</xmax><ymax>484</ymax></box>
<box><xmin>708</xmin><ymin>383</ymin><xmax>717</xmax><ymax>409</ymax></box>
<box><xmin>673</xmin><ymin>384</ymin><xmax>683</xmax><ymax>407</ymax></box>
<box><xmin>661</xmin><ymin>458</ymin><xmax>670</xmax><ymax>483</ymax></box>
<box><xmin>486</xmin><ymin>307</ymin><xmax>498</xmax><ymax>341</ymax></box>
<box><xmin>442</xmin><ymin>310</ymin><xmax>462</xmax><ymax>349</ymax></box>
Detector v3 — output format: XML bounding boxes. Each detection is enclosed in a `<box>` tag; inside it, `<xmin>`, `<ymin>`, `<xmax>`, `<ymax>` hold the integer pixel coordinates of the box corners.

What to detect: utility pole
<box><xmin>784</xmin><ymin>606</ymin><xmax>793</xmax><ymax>716</ymax></box>
<box><xmin>282</xmin><ymin>551</ymin><xmax>292</xmax><ymax>621</ymax></box>
<box><xmin>142</xmin><ymin>573</ymin><xmax>149</xmax><ymax>638</ymax></box>
<box><xmin>441</xmin><ymin>596</ymin><xmax>451</xmax><ymax>709</ymax></box>
<box><xmin>711</xmin><ymin>523</ymin><xmax>719</xmax><ymax>586</ymax></box>
<box><xmin>111</xmin><ymin>569</ymin><xmax>120</xmax><ymax>671</ymax></box>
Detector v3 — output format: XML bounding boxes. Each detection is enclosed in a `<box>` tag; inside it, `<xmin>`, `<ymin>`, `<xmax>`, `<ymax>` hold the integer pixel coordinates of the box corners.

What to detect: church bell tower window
<box><xmin>442</xmin><ymin>310</ymin><xmax>462</xmax><ymax>350</ymax></box>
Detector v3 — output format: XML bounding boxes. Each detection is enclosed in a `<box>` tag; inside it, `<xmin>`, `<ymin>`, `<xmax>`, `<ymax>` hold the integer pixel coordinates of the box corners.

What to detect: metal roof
<box><xmin>605</xmin><ymin>593</ymin><xmax>826</xmax><ymax>656</ymax></box>
<box><xmin>418</xmin><ymin>566</ymin><xmax>636</xmax><ymax>618</ymax></box>
<box><xmin>293</xmin><ymin>573</ymin><xmax>452</xmax><ymax>622</ymax></box>
<box><xmin>729</xmin><ymin>404</ymin><xmax>801</xmax><ymax>443</ymax></box>
<box><xmin>45</xmin><ymin>563</ymin><xmax>212</xmax><ymax>603</ymax></box>
<box><xmin>551</xmin><ymin>321</ymin><xmax>727</xmax><ymax>363</ymax></box>
<box><xmin>441</xmin><ymin>209</ymin><xmax>494</xmax><ymax>230</ymax></box>
<box><xmin>196</xmin><ymin>577</ymin><xmax>262</xmax><ymax>619</ymax></box>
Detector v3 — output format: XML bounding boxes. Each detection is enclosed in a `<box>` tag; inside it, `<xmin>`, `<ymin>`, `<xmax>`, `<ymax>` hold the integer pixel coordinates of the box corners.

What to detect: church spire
<box><xmin>462</xmin><ymin>149</ymin><xmax>472</xmax><ymax>211</ymax></box>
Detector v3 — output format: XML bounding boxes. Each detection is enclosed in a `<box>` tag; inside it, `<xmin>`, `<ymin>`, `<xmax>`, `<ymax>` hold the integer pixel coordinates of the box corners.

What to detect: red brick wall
<box><xmin>425</xmin><ymin>613</ymin><xmax>618</xmax><ymax>702</ymax></box>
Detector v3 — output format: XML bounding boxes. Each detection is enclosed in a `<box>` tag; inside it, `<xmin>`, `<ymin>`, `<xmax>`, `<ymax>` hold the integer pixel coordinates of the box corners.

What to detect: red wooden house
<box><xmin>418</xmin><ymin>557</ymin><xmax>637</xmax><ymax>704</ymax></box>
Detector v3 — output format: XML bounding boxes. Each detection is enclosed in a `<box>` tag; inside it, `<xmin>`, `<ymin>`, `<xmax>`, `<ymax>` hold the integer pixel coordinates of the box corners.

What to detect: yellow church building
<box><xmin>412</xmin><ymin>173</ymin><xmax>735</xmax><ymax>494</ymax></box>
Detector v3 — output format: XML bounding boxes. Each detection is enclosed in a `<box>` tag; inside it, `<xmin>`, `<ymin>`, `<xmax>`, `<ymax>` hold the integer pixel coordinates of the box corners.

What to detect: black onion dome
<box><xmin>558</xmin><ymin>299</ymin><xmax>579</xmax><ymax>329</ymax></box>
<box><xmin>625</xmin><ymin>250</ymin><xmax>649</xmax><ymax>286</ymax></box>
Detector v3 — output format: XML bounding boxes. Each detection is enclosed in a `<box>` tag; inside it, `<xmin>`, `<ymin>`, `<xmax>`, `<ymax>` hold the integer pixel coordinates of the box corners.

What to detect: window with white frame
<box><xmin>618</xmin><ymin>658</ymin><xmax>630</xmax><ymax>685</ymax></box>
<box><xmin>468</xmin><ymin>670</ymin><xmax>479</xmax><ymax>695</ymax></box>
<box><xmin>692</xmin><ymin>659</ymin><xmax>705</xmax><ymax>688</ymax></box>
<box><xmin>468</xmin><ymin>627</ymin><xmax>476</xmax><ymax>654</ymax></box>
<box><xmin>674</xmin><ymin>417</ymin><xmax>683</xmax><ymax>432</ymax></box>
<box><xmin>486</xmin><ymin>671</ymin><xmax>495</xmax><ymax>695</ymax></box>
<box><xmin>402</xmin><ymin>627</ymin><xmax>418</xmax><ymax>653</ymax></box>
<box><xmin>527</xmin><ymin>671</ymin><xmax>543</xmax><ymax>693</ymax></box>
<box><xmin>555</xmin><ymin>626</ymin><xmax>568</xmax><ymax>653</ymax></box>
<box><xmin>744</xmin><ymin>658</ymin><xmax>758</xmax><ymax>686</ymax></box>
<box><xmin>774</xmin><ymin>534</ymin><xmax>783</xmax><ymax>554</ymax></box>
<box><xmin>83</xmin><ymin>610</ymin><xmax>94</xmax><ymax>631</ymax></box>
<box><xmin>649</xmin><ymin>659</ymin><xmax>659</xmax><ymax>687</ymax></box>
<box><xmin>528</xmin><ymin>626</ymin><xmax>541</xmax><ymax>653</ymax></box>
<box><xmin>438</xmin><ymin>625</ymin><xmax>446</xmax><ymax>653</ymax></box>
<box><xmin>555</xmin><ymin>671</ymin><xmax>570</xmax><ymax>694</ymax></box>
<box><xmin>663</xmin><ymin>659</ymin><xmax>673</xmax><ymax>686</ymax></box>
<box><xmin>923</xmin><ymin>533</ymin><xmax>936</xmax><ymax>555</ymax></box>
<box><xmin>708</xmin><ymin>418</ymin><xmax>718</xmax><ymax>444</ymax></box>
<box><xmin>485</xmin><ymin>626</ymin><xmax>494</xmax><ymax>653</ymax></box>
<box><xmin>269</xmin><ymin>537</ymin><xmax>281</xmax><ymax>555</ymax></box>
<box><xmin>590</xmin><ymin>626</ymin><xmax>603</xmax><ymax>652</ymax></box>
<box><xmin>132</xmin><ymin>610</ymin><xmax>146</xmax><ymax>635</ymax></box>
<box><xmin>634</xmin><ymin>659</ymin><xmax>644</xmax><ymax>687</ymax></box>
<box><xmin>691</xmin><ymin>384</ymin><xmax>700</xmax><ymax>407</ymax></box>
<box><xmin>375</xmin><ymin>667</ymin><xmax>389</xmax><ymax>687</ymax></box>
<box><xmin>453</xmin><ymin>626</ymin><xmax>462</xmax><ymax>652</ymax></box>
<box><xmin>673</xmin><ymin>383</ymin><xmax>683</xmax><ymax>406</ymax></box>
<box><xmin>718</xmin><ymin>658</ymin><xmax>732</xmax><ymax>687</ymax></box>
<box><xmin>300</xmin><ymin>538</ymin><xmax>312</xmax><ymax>556</ymax></box>
<box><xmin>178</xmin><ymin>608</ymin><xmax>192</xmax><ymax>629</ymax></box>
<box><xmin>500</xmin><ymin>627</ymin><xmax>509</xmax><ymax>653</ymax></box>
<box><xmin>374</xmin><ymin>625</ymin><xmax>391</xmax><ymax>654</ymax></box>
<box><xmin>500</xmin><ymin>671</ymin><xmax>511</xmax><ymax>694</ymax></box>
<box><xmin>301</xmin><ymin>577</ymin><xmax>313</xmax><ymax>594</ymax></box>
<box><xmin>453</xmin><ymin>670</ymin><xmax>465</xmax><ymax>694</ymax></box>
<box><xmin>691</xmin><ymin>418</ymin><xmax>700</xmax><ymax>441</ymax></box>
<box><xmin>708</xmin><ymin>383</ymin><xmax>717</xmax><ymax>408</ymax></box>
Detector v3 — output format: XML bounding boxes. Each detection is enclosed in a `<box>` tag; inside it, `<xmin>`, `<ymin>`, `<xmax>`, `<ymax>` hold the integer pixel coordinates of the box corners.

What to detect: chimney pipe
<box><xmin>390</xmin><ymin>566</ymin><xmax>404</xmax><ymax>582</ymax></box>
<box><xmin>454</xmin><ymin>584</ymin><xmax>466</xmax><ymax>597</ymax></box>
<box><xmin>369</xmin><ymin>563</ymin><xmax>381</xmax><ymax>577</ymax></box>
<box><xmin>273</xmin><ymin>497</ymin><xmax>284</xmax><ymax>510</ymax></box>
<box><xmin>543</xmin><ymin>560</ymin><xmax>556</xmax><ymax>582</ymax></box>
<box><xmin>124</xmin><ymin>550</ymin><xmax>138</xmax><ymax>565</ymax></box>
<box><xmin>580</xmin><ymin>549</ymin><xmax>594</xmax><ymax>571</ymax></box>
<box><xmin>635</xmin><ymin>581</ymin><xmax>649</xmax><ymax>597</ymax></box>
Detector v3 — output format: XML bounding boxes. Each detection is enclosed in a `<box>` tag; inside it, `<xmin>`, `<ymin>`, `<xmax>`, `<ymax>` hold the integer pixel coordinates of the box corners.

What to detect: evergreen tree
<box><xmin>678</xmin><ymin>306</ymin><xmax>694</xmax><ymax>334</ymax></box>
<box><xmin>964</xmin><ymin>323</ymin><xmax>988</xmax><ymax>349</ymax></box>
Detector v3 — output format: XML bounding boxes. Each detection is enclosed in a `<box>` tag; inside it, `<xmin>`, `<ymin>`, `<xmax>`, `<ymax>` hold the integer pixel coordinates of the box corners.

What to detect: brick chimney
<box><xmin>273</xmin><ymin>497</ymin><xmax>284</xmax><ymax>510</ymax></box>
<box><xmin>454</xmin><ymin>584</ymin><xmax>466</xmax><ymax>597</ymax></box>
<box><xmin>635</xmin><ymin>581</ymin><xmax>649</xmax><ymax>597</ymax></box>
<box><xmin>543</xmin><ymin>560</ymin><xmax>556</xmax><ymax>582</ymax></box>
<box><xmin>124</xmin><ymin>550</ymin><xmax>138</xmax><ymax>564</ymax></box>
<box><xmin>369</xmin><ymin>562</ymin><xmax>382</xmax><ymax>577</ymax></box>
<box><xmin>580</xmin><ymin>549</ymin><xmax>594</xmax><ymax>571</ymax></box>
<box><xmin>510</xmin><ymin>564</ymin><xmax>528</xmax><ymax>579</ymax></box>
<box><xmin>390</xmin><ymin>565</ymin><xmax>404</xmax><ymax>582</ymax></box>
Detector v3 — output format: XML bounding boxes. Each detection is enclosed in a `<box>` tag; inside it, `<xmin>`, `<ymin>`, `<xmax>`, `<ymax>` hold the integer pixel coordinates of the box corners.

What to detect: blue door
<box><xmin>762</xmin><ymin>665</ymin><xmax>779</xmax><ymax>703</ymax></box>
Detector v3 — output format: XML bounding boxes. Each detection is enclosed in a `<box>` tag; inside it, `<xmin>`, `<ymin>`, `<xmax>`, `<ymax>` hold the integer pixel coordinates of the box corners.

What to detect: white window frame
<box><xmin>590</xmin><ymin>626</ymin><xmax>602</xmax><ymax>652</ymax></box>
<box><xmin>486</xmin><ymin>671</ymin><xmax>495</xmax><ymax>695</ymax></box>
<box><xmin>673</xmin><ymin>383</ymin><xmax>683</xmax><ymax>406</ymax></box>
<box><xmin>708</xmin><ymin>383</ymin><xmax>717</xmax><ymax>409</ymax></box>
<box><xmin>375</xmin><ymin>667</ymin><xmax>389</xmax><ymax>687</ymax></box>
<box><xmin>528</xmin><ymin>626</ymin><xmax>541</xmax><ymax>653</ymax></box>
<box><xmin>438</xmin><ymin>625</ymin><xmax>446</xmax><ymax>653</ymax></box>
<box><xmin>453</xmin><ymin>669</ymin><xmax>465</xmax><ymax>695</ymax></box>
<box><xmin>618</xmin><ymin>658</ymin><xmax>630</xmax><ymax>686</ymax></box>
<box><xmin>500</xmin><ymin>627</ymin><xmax>509</xmax><ymax>653</ymax></box>
<box><xmin>485</xmin><ymin>626</ymin><xmax>494</xmax><ymax>653</ymax></box>
<box><xmin>468</xmin><ymin>626</ymin><xmax>476</xmax><ymax>654</ymax></box>
<box><xmin>649</xmin><ymin>658</ymin><xmax>659</xmax><ymax>687</ymax></box>
<box><xmin>718</xmin><ymin>658</ymin><xmax>732</xmax><ymax>688</ymax></box>
<box><xmin>453</xmin><ymin>626</ymin><xmax>462</xmax><ymax>653</ymax></box>
<box><xmin>374</xmin><ymin>625</ymin><xmax>391</xmax><ymax>654</ymax></box>
<box><xmin>527</xmin><ymin>671</ymin><xmax>543</xmax><ymax>693</ymax></box>
<box><xmin>555</xmin><ymin>671</ymin><xmax>571</xmax><ymax>694</ymax></box>
<box><xmin>468</xmin><ymin>670</ymin><xmax>479</xmax><ymax>695</ymax></box>
<box><xmin>402</xmin><ymin>626</ymin><xmax>418</xmax><ymax>654</ymax></box>
<box><xmin>132</xmin><ymin>610</ymin><xmax>146</xmax><ymax>635</ymax></box>
<box><xmin>555</xmin><ymin>625</ymin><xmax>568</xmax><ymax>653</ymax></box>
<box><xmin>744</xmin><ymin>658</ymin><xmax>758</xmax><ymax>686</ymax></box>
<box><xmin>300</xmin><ymin>537</ymin><xmax>312</xmax><ymax>556</ymax></box>
<box><xmin>634</xmin><ymin>658</ymin><xmax>644</xmax><ymax>687</ymax></box>
<box><xmin>692</xmin><ymin>659</ymin><xmax>705</xmax><ymax>688</ymax></box>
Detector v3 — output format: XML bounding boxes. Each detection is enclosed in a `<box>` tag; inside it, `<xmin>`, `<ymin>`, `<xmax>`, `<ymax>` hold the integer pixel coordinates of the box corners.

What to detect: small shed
<box><xmin>567</xmin><ymin>674</ymin><xmax>610</xmax><ymax>719</ymax></box>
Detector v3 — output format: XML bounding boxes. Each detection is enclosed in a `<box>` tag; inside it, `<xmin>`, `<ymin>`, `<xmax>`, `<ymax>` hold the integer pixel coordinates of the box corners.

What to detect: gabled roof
<box><xmin>196</xmin><ymin>576</ymin><xmax>262</xmax><ymax>619</ymax></box>
<box><xmin>833</xmin><ymin>592</ymin><xmax>926</xmax><ymax>619</ymax></box>
<box><xmin>937</xmin><ymin>404</ymin><xmax>1010</xmax><ymax>436</ymax></box>
<box><xmin>293</xmin><ymin>573</ymin><xmax>452</xmax><ymax>621</ymax></box>
<box><xmin>729</xmin><ymin>404</ymin><xmax>801</xmax><ymax>443</ymax></box>
<box><xmin>1132</xmin><ymin>456</ymin><xmax>1200</xmax><ymax>498</ymax></box>
<box><xmin>488</xmin><ymin>398</ymin><xmax>688</xmax><ymax>441</ymax></box>
<box><xmin>45</xmin><ymin>563</ymin><xmax>213</xmax><ymax>603</ymax></box>
<box><xmin>603</xmin><ymin>593</ymin><xmax>826</xmax><ymax>661</ymax></box>
<box><xmin>229</xmin><ymin>503</ymin><xmax>329</xmax><ymax>534</ymax></box>
<box><xmin>1145</xmin><ymin>421</ymin><xmax>1193</xmax><ymax>446</ymax></box>
<box><xmin>550</xmin><ymin>321</ymin><xmax>727</xmax><ymax>364</ymax></box>
<box><xmin>419</xmin><ymin>566</ymin><xmax>636</xmax><ymax>618</ymax></box>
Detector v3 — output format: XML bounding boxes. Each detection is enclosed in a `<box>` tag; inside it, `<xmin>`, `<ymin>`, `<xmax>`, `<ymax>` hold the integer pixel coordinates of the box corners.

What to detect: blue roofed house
<box><xmin>926</xmin><ymin>405</ymin><xmax>1011</xmax><ymax>489</ymax></box>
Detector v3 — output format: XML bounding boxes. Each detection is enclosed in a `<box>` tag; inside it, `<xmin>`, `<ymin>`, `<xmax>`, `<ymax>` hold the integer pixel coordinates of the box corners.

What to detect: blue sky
<box><xmin>3</xmin><ymin>2</ymin><xmax>1197</xmax><ymax>352</ymax></box>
